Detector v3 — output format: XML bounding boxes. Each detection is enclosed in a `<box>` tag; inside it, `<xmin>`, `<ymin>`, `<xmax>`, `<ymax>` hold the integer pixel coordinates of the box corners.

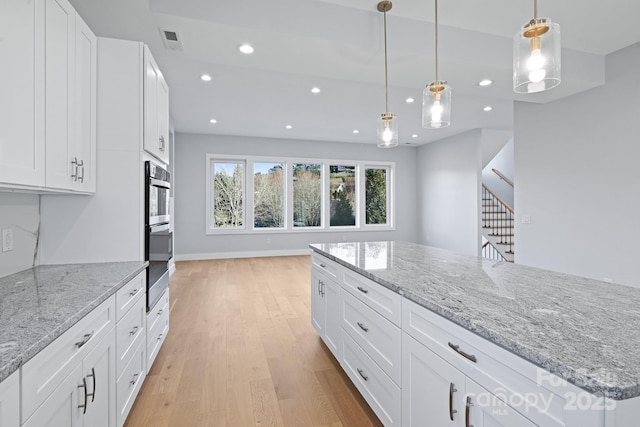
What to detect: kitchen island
<box><xmin>310</xmin><ymin>241</ymin><xmax>640</xmax><ymax>427</ymax></box>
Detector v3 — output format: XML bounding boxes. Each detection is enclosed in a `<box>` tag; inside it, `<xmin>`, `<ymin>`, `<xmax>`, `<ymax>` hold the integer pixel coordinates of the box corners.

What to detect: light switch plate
<box><xmin>2</xmin><ymin>228</ymin><xmax>13</xmax><ymax>252</ymax></box>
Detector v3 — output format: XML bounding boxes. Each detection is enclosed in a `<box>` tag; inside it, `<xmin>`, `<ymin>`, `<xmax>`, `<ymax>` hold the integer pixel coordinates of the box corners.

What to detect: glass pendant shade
<box><xmin>513</xmin><ymin>18</ymin><xmax>561</xmax><ymax>93</ymax></box>
<box><xmin>377</xmin><ymin>113</ymin><xmax>398</xmax><ymax>148</ymax></box>
<box><xmin>422</xmin><ymin>81</ymin><xmax>451</xmax><ymax>129</ymax></box>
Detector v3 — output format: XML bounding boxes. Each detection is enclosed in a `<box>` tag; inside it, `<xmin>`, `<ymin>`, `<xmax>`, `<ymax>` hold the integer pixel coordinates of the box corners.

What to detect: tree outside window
<box><xmin>365</xmin><ymin>167</ymin><xmax>387</xmax><ymax>225</ymax></box>
<box><xmin>254</xmin><ymin>162</ymin><xmax>284</xmax><ymax>228</ymax></box>
<box><xmin>330</xmin><ymin>165</ymin><xmax>356</xmax><ymax>226</ymax></box>
<box><xmin>293</xmin><ymin>163</ymin><xmax>321</xmax><ymax>227</ymax></box>
<box><xmin>212</xmin><ymin>162</ymin><xmax>244</xmax><ymax>227</ymax></box>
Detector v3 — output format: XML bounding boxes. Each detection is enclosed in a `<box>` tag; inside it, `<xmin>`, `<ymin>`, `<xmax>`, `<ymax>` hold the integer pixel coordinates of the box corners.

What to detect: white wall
<box><xmin>174</xmin><ymin>133</ymin><xmax>418</xmax><ymax>259</ymax></box>
<box><xmin>417</xmin><ymin>129</ymin><xmax>482</xmax><ymax>256</ymax></box>
<box><xmin>0</xmin><ymin>193</ymin><xmax>40</xmax><ymax>278</ymax></box>
<box><xmin>514</xmin><ymin>42</ymin><xmax>640</xmax><ymax>287</ymax></box>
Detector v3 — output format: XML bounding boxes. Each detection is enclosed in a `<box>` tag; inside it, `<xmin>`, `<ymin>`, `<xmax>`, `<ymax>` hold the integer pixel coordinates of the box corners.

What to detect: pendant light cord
<box><xmin>383</xmin><ymin>8</ymin><xmax>389</xmax><ymax>113</ymax></box>
<box><xmin>534</xmin><ymin>0</ymin><xmax>538</xmax><ymax>19</ymax></box>
<box><xmin>434</xmin><ymin>0</ymin><xmax>439</xmax><ymax>82</ymax></box>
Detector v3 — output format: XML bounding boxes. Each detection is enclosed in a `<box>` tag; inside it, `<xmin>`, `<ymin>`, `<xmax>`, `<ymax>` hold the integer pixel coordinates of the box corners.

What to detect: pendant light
<box><xmin>513</xmin><ymin>0</ymin><xmax>561</xmax><ymax>93</ymax></box>
<box><xmin>422</xmin><ymin>0</ymin><xmax>451</xmax><ymax>129</ymax></box>
<box><xmin>376</xmin><ymin>1</ymin><xmax>398</xmax><ymax>148</ymax></box>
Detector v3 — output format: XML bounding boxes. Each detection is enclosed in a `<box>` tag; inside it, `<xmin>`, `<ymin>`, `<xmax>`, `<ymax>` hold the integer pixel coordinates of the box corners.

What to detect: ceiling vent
<box><xmin>160</xmin><ymin>28</ymin><xmax>183</xmax><ymax>51</ymax></box>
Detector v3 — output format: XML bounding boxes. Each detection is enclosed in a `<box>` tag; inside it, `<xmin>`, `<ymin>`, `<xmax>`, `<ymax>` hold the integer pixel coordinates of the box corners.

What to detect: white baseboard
<box><xmin>174</xmin><ymin>248</ymin><xmax>311</xmax><ymax>261</ymax></box>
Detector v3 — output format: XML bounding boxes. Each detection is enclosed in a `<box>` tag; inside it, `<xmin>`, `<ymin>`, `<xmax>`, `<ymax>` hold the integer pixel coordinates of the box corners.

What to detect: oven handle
<box><xmin>149</xmin><ymin>178</ymin><xmax>171</xmax><ymax>190</ymax></box>
<box><xmin>149</xmin><ymin>224</ymin><xmax>170</xmax><ymax>233</ymax></box>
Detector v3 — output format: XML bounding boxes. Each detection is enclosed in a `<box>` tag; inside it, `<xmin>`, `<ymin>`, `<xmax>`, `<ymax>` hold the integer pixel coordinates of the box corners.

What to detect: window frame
<box><xmin>206</xmin><ymin>154</ymin><xmax>395</xmax><ymax>235</ymax></box>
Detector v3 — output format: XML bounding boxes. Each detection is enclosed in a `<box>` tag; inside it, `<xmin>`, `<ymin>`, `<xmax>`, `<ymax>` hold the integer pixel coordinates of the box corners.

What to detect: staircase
<box><xmin>482</xmin><ymin>183</ymin><xmax>514</xmax><ymax>262</ymax></box>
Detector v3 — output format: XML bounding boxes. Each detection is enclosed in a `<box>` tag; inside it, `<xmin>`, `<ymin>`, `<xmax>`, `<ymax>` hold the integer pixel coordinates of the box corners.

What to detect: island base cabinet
<box><xmin>310</xmin><ymin>267</ymin><xmax>341</xmax><ymax>359</ymax></box>
<box><xmin>0</xmin><ymin>371</ymin><xmax>20</xmax><ymax>427</ymax></box>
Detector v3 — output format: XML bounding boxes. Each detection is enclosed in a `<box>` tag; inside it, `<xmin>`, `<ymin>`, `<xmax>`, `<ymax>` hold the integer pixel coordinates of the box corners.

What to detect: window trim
<box><xmin>206</xmin><ymin>154</ymin><xmax>395</xmax><ymax>235</ymax></box>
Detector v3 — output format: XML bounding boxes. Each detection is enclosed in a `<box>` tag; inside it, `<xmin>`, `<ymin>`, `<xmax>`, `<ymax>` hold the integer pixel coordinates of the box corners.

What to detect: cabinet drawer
<box><xmin>117</xmin><ymin>339</ymin><xmax>145</xmax><ymax>427</ymax></box>
<box><xmin>342</xmin><ymin>269</ymin><xmax>401</xmax><ymax>326</ymax></box>
<box><xmin>147</xmin><ymin>288</ymin><xmax>169</xmax><ymax>333</ymax></box>
<box><xmin>341</xmin><ymin>333</ymin><xmax>401</xmax><ymax>427</ymax></box>
<box><xmin>402</xmin><ymin>298</ymin><xmax>602</xmax><ymax>427</ymax></box>
<box><xmin>147</xmin><ymin>309</ymin><xmax>169</xmax><ymax>372</ymax></box>
<box><xmin>21</xmin><ymin>295</ymin><xmax>116</xmax><ymax>422</ymax></box>
<box><xmin>311</xmin><ymin>252</ymin><xmax>341</xmax><ymax>282</ymax></box>
<box><xmin>116</xmin><ymin>271</ymin><xmax>145</xmax><ymax>322</ymax></box>
<box><xmin>342</xmin><ymin>289</ymin><xmax>401</xmax><ymax>385</ymax></box>
<box><xmin>116</xmin><ymin>295</ymin><xmax>146</xmax><ymax>380</ymax></box>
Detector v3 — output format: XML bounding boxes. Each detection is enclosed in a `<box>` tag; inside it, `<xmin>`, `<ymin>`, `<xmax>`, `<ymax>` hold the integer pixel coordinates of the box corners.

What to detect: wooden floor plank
<box><xmin>124</xmin><ymin>256</ymin><xmax>382</xmax><ymax>427</ymax></box>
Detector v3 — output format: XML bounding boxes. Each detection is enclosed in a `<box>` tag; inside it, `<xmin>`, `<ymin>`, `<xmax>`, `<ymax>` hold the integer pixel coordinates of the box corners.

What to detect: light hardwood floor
<box><xmin>124</xmin><ymin>256</ymin><xmax>383</xmax><ymax>427</ymax></box>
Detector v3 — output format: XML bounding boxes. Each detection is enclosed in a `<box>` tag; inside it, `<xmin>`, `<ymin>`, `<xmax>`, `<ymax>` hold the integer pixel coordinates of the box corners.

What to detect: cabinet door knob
<box><xmin>449</xmin><ymin>382</ymin><xmax>458</xmax><ymax>421</ymax></box>
<box><xmin>87</xmin><ymin>368</ymin><xmax>96</xmax><ymax>402</ymax></box>
<box><xmin>465</xmin><ymin>396</ymin><xmax>473</xmax><ymax>427</ymax></box>
<box><xmin>78</xmin><ymin>377</ymin><xmax>88</xmax><ymax>414</ymax></box>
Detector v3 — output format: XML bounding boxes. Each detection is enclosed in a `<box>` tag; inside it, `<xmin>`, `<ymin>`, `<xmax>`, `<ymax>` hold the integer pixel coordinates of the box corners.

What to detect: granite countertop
<box><xmin>310</xmin><ymin>241</ymin><xmax>640</xmax><ymax>400</ymax></box>
<box><xmin>0</xmin><ymin>262</ymin><xmax>147</xmax><ymax>383</ymax></box>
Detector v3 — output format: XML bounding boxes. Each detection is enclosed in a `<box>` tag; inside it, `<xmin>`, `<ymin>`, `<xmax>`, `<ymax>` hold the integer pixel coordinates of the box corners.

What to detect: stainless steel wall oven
<box><xmin>145</xmin><ymin>161</ymin><xmax>172</xmax><ymax>311</ymax></box>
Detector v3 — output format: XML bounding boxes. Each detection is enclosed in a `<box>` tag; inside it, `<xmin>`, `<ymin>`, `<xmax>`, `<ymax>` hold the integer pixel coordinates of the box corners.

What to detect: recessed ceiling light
<box><xmin>478</xmin><ymin>79</ymin><xmax>493</xmax><ymax>87</ymax></box>
<box><xmin>200</xmin><ymin>74</ymin><xmax>212</xmax><ymax>82</ymax></box>
<box><xmin>353</xmin><ymin>130</ymin><xmax>360</xmax><ymax>134</ymax></box>
<box><xmin>238</xmin><ymin>44</ymin><xmax>254</xmax><ymax>54</ymax></box>
<box><xmin>285</xmin><ymin>125</ymin><xmax>292</xmax><ymax>129</ymax></box>
<box><xmin>412</xmin><ymin>134</ymin><xmax>418</xmax><ymax>138</ymax></box>
<box><xmin>210</xmin><ymin>119</ymin><xmax>217</xmax><ymax>124</ymax></box>
<box><xmin>405</xmin><ymin>97</ymin><xmax>415</xmax><ymax>103</ymax></box>
<box><xmin>483</xmin><ymin>106</ymin><xmax>493</xmax><ymax>112</ymax></box>
<box><xmin>311</xmin><ymin>87</ymin><xmax>321</xmax><ymax>94</ymax></box>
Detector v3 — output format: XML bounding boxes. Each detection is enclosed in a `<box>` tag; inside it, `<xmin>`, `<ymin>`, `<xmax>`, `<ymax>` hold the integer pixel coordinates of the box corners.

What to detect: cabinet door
<box><xmin>310</xmin><ymin>269</ymin><xmax>325</xmax><ymax>336</ymax></box>
<box><xmin>402</xmin><ymin>333</ymin><xmax>466</xmax><ymax>426</ymax></box>
<box><xmin>71</xmin><ymin>13</ymin><xmax>97</xmax><ymax>192</ymax></box>
<box><xmin>82</xmin><ymin>327</ymin><xmax>116</xmax><ymax>427</ymax></box>
<box><xmin>0</xmin><ymin>0</ymin><xmax>45</xmax><ymax>187</ymax></box>
<box><xmin>23</xmin><ymin>365</ymin><xmax>84</xmax><ymax>427</ymax></box>
<box><xmin>0</xmin><ymin>371</ymin><xmax>20</xmax><ymax>427</ymax></box>
<box><xmin>156</xmin><ymin>74</ymin><xmax>170</xmax><ymax>164</ymax></box>
<box><xmin>44</xmin><ymin>0</ymin><xmax>75</xmax><ymax>189</ymax></box>
<box><xmin>465</xmin><ymin>379</ymin><xmax>536</xmax><ymax>427</ymax></box>
<box><xmin>143</xmin><ymin>47</ymin><xmax>160</xmax><ymax>160</ymax></box>
<box><xmin>323</xmin><ymin>278</ymin><xmax>341</xmax><ymax>358</ymax></box>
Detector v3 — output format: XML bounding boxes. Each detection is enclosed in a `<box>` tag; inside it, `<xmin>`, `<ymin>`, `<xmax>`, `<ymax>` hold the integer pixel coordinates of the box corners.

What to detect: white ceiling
<box><xmin>69</xmin><ymin>0</ymin><xmax>640</xmax><ymax>146</ymax></box>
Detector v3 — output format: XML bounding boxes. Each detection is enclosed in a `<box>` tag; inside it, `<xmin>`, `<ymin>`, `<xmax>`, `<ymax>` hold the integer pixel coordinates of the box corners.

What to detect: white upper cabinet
<box><xmin>0</xmin><ymin>0</ymin><xmax>96</xmax><ymax>193</ymax></box>
<box><xmin>143</xmin><ymin>46</ymin><xmax>170</xmax><ymax>164</ymax></box>
<box><xmin>45</xmin><ymin>0</ymin><xmax>96</xmax><ymax>192</ymax></box>
<box><xmin>0</xmin><ymin>0</ymin><xmax>45</xmax><ymax>187</ymax></box>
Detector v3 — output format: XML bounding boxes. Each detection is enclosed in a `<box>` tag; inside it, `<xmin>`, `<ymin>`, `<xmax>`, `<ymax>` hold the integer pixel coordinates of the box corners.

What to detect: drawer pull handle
<box><xmin>129</xmin><ymin>288</ymin><xmax>139</xmax><ymax>297</ymax></box>
<box><xmin>78</xmin><ymin>378</ymin><xmax>88</xmax><ymax>414</ymax></box>
<box><xmin>157</xmin><ymin>308</ymin><xmax>163</xmax><ymax>316</ymax></box>
<box><xmin>357</xmin><ymin>286</ymin><xmax>369</xmax><ymax>294</ymax></box>
<box><xmin>129</xmin><ymin>326</ymin><xmax>139</xmax><ymax>336</ymax></box>
<box><xmin>357</xmin><ymin>322</ymin><xmax>369</xmax><ymax>332</ymax></box>
<box><xmin>448</xmin><ymin>342</ymin><xmax>477</xmax><ymax>363</ymax></box>
<box><xmin>320</xmin><ymin>263</ymin><xmax>326</xmax><ymax>268</ymax></box>
<box><xmin>75</xmin><ymin>332</ymin><xmax>93</xmax><ymax>349</ymax></box>
<box><xmin>449</xmin><ymin>383</ymin><xmax>457</xmax><ymax>421</ymax></box>
<box><xmin>129</xmin><ymin>373</ymin><xmax>139</xmax><ymax>386</ymax></box>
<box><xmin>357</xmin><ymin>368</ymin><xmax>368</xmax><ymax>382</ymax></box>
<box><xmin>87</xmin><ymin>368</ymin><xmax>96</xmax><ymax>402</ymax></box>
<box><xmin>158</xmin><ymin>333</ymin><xmax>164</xmax><ymax>341</ymax></box>
<box><xmin>466</xmin><ymin>396</ymin><xmax>473</xmax><ymax>427</ymax></box>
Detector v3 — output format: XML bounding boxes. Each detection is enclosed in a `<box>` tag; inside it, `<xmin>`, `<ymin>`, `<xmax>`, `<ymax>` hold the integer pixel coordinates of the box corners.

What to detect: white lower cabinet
<box><xmin>23</xmin><ymin>326</ymin><xmax>116</xmax><ymax>427</ymax></box>
<box><xmin>0</xmin><ymin>370</ymin><xmax>20</xmax><ymax>427</ymax></box>
<box><xmin>147</xmin><ymin>288</ymin><xmax>170</xmax><ymax>371</ymax></box>
<box><xmin>310</xmin><ymin>266</ymin><xmax>341</xmax><ymax>358</ymax></box>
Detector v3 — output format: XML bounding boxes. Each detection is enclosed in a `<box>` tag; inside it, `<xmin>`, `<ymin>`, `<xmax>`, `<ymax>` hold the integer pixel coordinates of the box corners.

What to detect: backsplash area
<box><xmin>0</xmin><ymin>193</ymin><xmax>40</xmax><ymax>278</ymax></box>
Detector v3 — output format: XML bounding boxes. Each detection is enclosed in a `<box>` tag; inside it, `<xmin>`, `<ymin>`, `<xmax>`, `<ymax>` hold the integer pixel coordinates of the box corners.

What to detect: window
<box><xmin>365</xmin><ymin>167</ymin><xmax>388</xmax><ymax>225</ymax></box>
<box><xmin>206</xmin><ymin>154</ymin><xmax>394</xmax><ymax>234</ymax></box>
<box><xmin>330</xmin><ymin>165</ymin><xmax>356</xmax><ymax>226</ymax></box>
<box><xmin>254</xmin><ymin>162</ymin><xmax>284</xmax><ymax>228</ymax></box>
<box><xmin>211</xmin><ymin>161</ymin><xmax>244</xmax><ymax>228</ymax></box>
<box><xmin>293</xmin><ymin>163</ymin><xmax>321</xmax><ymax>228</ymax></box>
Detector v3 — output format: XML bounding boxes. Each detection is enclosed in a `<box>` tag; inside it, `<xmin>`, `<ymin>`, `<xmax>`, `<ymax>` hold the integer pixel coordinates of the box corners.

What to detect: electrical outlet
<box><xmin>2</xmin><ymin>228</ymin><xmax>14</xmax><ymax>252</ymax></box>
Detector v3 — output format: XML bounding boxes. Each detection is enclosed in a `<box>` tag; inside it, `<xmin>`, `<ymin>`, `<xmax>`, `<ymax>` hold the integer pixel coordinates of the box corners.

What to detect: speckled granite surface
<box><xmin>0</xmin><ymin>262</ymin><xmax>147</xmax><ymax>383</ymax></box>
<box><xmin>310</xmin><ymin>241</ymin><xmax>640</xmax><ymax>400</ymax></box>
